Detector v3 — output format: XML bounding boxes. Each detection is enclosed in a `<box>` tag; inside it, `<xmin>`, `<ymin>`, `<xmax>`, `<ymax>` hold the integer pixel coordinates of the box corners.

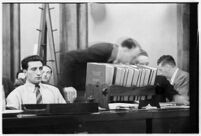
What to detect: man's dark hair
<box><xmin>121</xmin><ymin>38</ymin><xmax>141</xmax><ymax>49</ymax></box>
<box><xmin>21</xmin><ymin>55</ymin><xmax>44</xmax><ymax>70</ymax></box>
<box><xmin>43</xmin><ymin>64</ymin><xmax>52</xmax><ymax>73</ymax></box>
<box><xmin>157</xmin><ymin>55</ymin><xmax>176</xmax><ymax>67</ymax></box>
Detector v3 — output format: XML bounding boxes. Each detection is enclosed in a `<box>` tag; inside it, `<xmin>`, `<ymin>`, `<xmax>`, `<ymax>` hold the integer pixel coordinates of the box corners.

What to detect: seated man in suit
<box><xmin>130</xmin><ymin>51</ymin><xmax>188</xmax><ymax>105</ymax></box>
<box><xmin>58</xmin><ymin>38</ymin><xmax>143</xmax><ymax>101</ymax></box>
<box><xmin>7</xmin><ymin>55</ymin><xmax>66</xmax><ymax>110</ymax></box>
<box><xmin>156</xmin><ymin>55</ymin><xmax>189</xmax><ymax>105</ymax></box>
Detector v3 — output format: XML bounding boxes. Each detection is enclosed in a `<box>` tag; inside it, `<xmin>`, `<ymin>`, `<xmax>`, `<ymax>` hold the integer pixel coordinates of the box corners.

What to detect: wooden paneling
<box><xmin>59</xmin><ymin>3</ymin><xmax>88</xmax><ymax>82</ymax></box>
<box><xmin>12</xmin><ymin>4</ymin><xmax>21</xmax><ymax>81</ymax></box>
<box><xmin>3</xmin><ymin>108</ymin><xmax>190</xmax><ymax>133</ymax></box>
<box><xmin>60</xmin><ymin>4</ymin><xmax>78</xmax><ymax>52</ymax></box>
<box><xmin>177</xmin><ymin>4</ymin><xmax>190</xmax><ymax>72</ymax></box>
<box><xmin>2</xmin><ymin>4</ymin><xmax>20</xmax><ymax>82</ymax></box>
<box><xmin>77</xmin><ymin>3</ymin><xmax>88</xmax><ymax>49</ymax></box>
<box><xmin>152</xmin><ymin>117</ymin><xmax>190</xmax><ymax>133</ymax></box>
<box><xmin>3</xmin><ymin>4</ymin><xmax>11</xmax><ymax>79</ymax></box>
<box><xmin>59</xmin><ymin>3</ymin><xmax>88</xmax><ymax>52</ymax></box>
<box><xmin>84</xmin><ymin>120</ymin><xmax>146</xmax><ymax>133</ymax></box>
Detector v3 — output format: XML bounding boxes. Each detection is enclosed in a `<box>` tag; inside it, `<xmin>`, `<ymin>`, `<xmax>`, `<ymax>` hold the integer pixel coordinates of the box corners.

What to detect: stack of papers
<box><xmin>108</xmin><ymin>103</ymin><xmax>139</xmax><ymax>110</ymax></box>
<box><xmin>141</xmin><ymin>104</ymin><xmax>158</xmax><ymax>109</ymax></box>
<box><xmin>2</xmin><ymin>110</ymin><xmax>23</xmax><ymax>114</ymax></box>
<box><xmin>108</xmin><ymin>102</ymin><xmax>190</xmax><ymax>110</ymax></box>
<box><xmin>159</xmin><ymin>102</ymin><xmax>190</xmax><ymax>109</ymax></box>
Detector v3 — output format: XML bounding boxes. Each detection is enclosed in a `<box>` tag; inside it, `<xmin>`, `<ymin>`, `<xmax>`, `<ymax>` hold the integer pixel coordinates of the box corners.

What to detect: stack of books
<box><xmin>113</xmin><ymin>64</ymin><xmax>157</xmax><ymax>87</ymax></box>
<box><xmin>86</xmin><ymin>63</ymin><xmax>157</xmax><ymax>104</ymax></box>
<box><xmin>86</xmin><ymin>63</ymin><xmax>157</xmax><ymax>87</ymax></box>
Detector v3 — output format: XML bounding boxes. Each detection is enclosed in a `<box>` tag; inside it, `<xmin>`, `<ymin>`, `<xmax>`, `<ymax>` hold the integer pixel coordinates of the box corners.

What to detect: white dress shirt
<box><xmin>170</xmin><ymin>68</ymin><xmax>179</xmax><ymax>85</ymax></box>
<box><xmin>6</xmin><ymin>82</ymin><xmax>66</xmax><ymax>110</ymax></box>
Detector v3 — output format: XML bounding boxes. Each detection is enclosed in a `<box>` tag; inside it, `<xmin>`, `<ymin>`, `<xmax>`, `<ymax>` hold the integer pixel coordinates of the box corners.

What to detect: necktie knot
<box><xmin>35</xmin><ymin>84</ymin><xmax>40</xmax><ymax>88</ymax></box>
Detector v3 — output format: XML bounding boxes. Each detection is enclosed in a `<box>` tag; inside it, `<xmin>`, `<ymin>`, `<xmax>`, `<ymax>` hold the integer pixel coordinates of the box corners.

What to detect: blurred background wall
<box><xmin>20</xmin><ymin>3</ymin><xmax>178</xmax><ymax>68</ymax></box>
<box><xmin>88</xmin><ymin>3</ymin><xmax>178</xmax><ymax>67</ymax></box>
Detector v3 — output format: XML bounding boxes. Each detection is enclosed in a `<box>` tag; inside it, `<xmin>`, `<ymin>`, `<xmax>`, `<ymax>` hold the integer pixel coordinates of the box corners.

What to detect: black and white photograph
<box><xmin>1</xmin><ymin>1</ymin><xmax>199</xmax><ymax>134</ymax></box>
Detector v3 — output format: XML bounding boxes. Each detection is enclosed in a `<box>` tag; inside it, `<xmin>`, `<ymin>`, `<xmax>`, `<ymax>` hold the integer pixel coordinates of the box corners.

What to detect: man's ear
<box><xmin>23</xmin><ymin>69</ymin><xmax>27</xmax><ymax>76</ymax></box>
<box><xmin>23</xmin><ymin>69</ymin><xmax>28</xmax><ymax>79</ymax></box>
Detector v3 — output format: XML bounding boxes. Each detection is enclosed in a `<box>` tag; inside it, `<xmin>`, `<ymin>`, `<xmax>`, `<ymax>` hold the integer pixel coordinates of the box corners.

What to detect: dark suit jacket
<box><xmin>155</xmin><ymin>69</ymin><xmax>189</xmax><ymax>102</ymax></box>
<box><xmin>155</xmin><ymin>75</ymin><xmax>178</xmax><ymax>102</ymax></box>
<box><xmin>3</xmin><ymin>77</ymin><xmax>14</xmax><ymax>98</ymax></box>
<box><xmin>58</xmin><ymin>43</ymin><xmax>114</xmax><ymax>96</ymax></box>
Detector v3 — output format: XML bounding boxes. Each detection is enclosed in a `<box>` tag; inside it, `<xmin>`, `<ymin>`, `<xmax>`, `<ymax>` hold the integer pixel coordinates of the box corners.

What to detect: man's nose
<box><xmin>36</xmin><ymin>69</ymin><xmax>42</xmax><ymax>75</ymax></box>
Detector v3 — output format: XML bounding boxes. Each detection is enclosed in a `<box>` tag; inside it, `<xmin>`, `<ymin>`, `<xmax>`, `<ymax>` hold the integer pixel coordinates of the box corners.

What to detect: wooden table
<box><xmin>3</xmin><ymin>108</ymin><xmax>190</xmax><ymax>134</ymax></box>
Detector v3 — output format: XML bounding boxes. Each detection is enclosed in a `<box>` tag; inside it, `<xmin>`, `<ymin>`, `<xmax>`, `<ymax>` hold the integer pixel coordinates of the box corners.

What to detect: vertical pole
<box><xmin>78</xmin><ymin>3</ymin><xmax>88</xmax><ymax>49</ymax></box>
<box><xmin>46</xmin><ymin>4</ymin><xmax>58</xmax><ymax>84</ymax></box>
<box><xmin>38</xmin><ymin>4</ymin><xmax>47</xmax><ymax>64</ymax></box>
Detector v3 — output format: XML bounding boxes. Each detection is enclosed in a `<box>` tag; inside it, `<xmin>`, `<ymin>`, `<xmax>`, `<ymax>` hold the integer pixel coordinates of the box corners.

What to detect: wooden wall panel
<box><xmin>59</xmin><ymin>3</ymin><xmax>88</xmax><ymax>52</ymax></box>
<box><xmin>177</xmin><ymin>4</ymin><xmax>190</xmax><ymax>72</ymax></box>
<box><xmin>3</xmin><ymin>4</ymin><xmax>11</xmax><ymax>79</ymax></box>
<box><xmin>2</xmin><ymin>4</ymin><xmax>20</xmax><ymax>82</ymax></box>
<box><xmin>59</xmin><ymin>3</ymin><xmax>88</xmax><ymax>81</ymax></box>
<box><xmin>60</xmin><ymin>4</ymin><xmax>77</xmax><ymax>52</ymax></box>
<box><xmin>78</xmin><ymin>3</ymin><xmax>88</xmax><ymax>49</ymax></box>
<box><xmin>12</xmin><ymin>4</ymin><xmax>21</xmax><ymax>81</ymax></box>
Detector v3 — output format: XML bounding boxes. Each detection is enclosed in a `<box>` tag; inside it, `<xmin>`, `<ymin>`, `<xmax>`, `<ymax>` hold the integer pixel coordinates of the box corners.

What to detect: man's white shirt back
<box><xmin>170</xmin><ymin>68</ymin><xmax>179</xmax><ymax>85</ymax></box>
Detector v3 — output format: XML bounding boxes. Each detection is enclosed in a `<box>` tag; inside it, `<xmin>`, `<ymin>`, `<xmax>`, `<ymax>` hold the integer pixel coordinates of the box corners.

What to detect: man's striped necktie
<box><xmin>35</xmin><ymin>84</ymin><xmax>43</xmax><ymax>104</ymax></box>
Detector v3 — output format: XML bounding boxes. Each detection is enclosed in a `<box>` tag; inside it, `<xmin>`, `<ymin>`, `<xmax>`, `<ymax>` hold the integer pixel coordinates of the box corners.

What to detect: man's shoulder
<box><xmin>41</xmin><ymin>83</ymin><xmax>59</xmax><ymax>90</ymax></box>
<box><xmin>7</xmin><ymin>85</ymin><xmax>26</xmax><ymax>97</ymax></box>
<box><xmin>61</xmin><ymin>49</ymin><xmax>86</xmax><ymax>62</ymax></box>
<box><xmin>178</xmin><ymin>69</ymin><xmax>189</xmax><ymax>78</ymax></box>
<box><xmin>91</xmin><ymin>42</ymin><xmax>113</xmax><ymax>46</ymax></box>
<box><xmin>175</xmin><ymin>69</ymin><xmax>189</xmax><ymax>84</ymax></box>
<box><xmin>89</xmin><ymin>42</ymin><xmax>113</xmax><ymax>49</ymax></box>
<box><xmin>88</xmin><ymin>42</ymin><xmax>114</xmax><ymax>57</ymax></box>
<box><xmin>13</xmin><ymin>84</ymin><xmax>26</xmax><ymax>91</ymax></box>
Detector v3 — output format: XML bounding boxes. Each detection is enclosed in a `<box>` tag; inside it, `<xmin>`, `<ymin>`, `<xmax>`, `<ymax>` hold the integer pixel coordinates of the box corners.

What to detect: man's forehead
<box><xmin>158</xmin><ymin>63</ymin><xmax>166</xmax><ymax>67</ymax></box>
<box><xmin>157</xmin><ymin>63</ymin><xmax>164</xmax><ymax>69</ymax></box>
<box><xmin>137</xmin><ymin>55</ymin><xmax>148</xmax><ymax>61</ymax></box>
<box><xmin>28</xmin><ymin>61</ymin><xmax>43</xmax><ymax>67</ymax></box>
<box><xmin>158</xmin><ymin>63</ymin><xmax>163</xmax><ymax>67</ymax></box>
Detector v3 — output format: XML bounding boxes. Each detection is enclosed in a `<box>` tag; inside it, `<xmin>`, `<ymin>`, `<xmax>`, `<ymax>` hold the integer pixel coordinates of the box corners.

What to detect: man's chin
<box><xmin>34</xmin><ymin>80</ymin><xmax>41</xmax><ymax>84</ymax></box>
